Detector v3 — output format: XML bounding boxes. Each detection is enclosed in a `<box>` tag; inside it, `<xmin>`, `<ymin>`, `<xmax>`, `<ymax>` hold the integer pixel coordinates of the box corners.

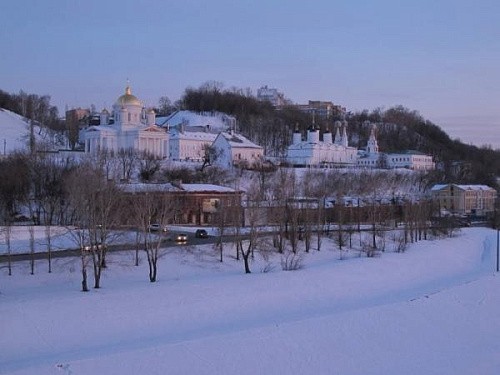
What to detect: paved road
<box><xmin>0</xmin><ymin>230</ymin><xmax>247</xmax><ymax>264</ymax></box>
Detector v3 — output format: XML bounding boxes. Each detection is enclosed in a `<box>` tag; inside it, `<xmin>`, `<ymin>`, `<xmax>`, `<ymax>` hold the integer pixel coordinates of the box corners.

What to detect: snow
<box><xmin>158</xmin><ymin>110</ymin><xmax>235</xmax><ymax>131</ymax></box>
<box><xmin>1</xmin><ymin>227</ymin><xmax>500</xmax><ymax>374</ymax></box>
<box><xmin>0</xmin><ymin>108</ymin><xmax>57</xmax><ymax>154</ymax></box>
<box><xmin>0</xmin><ymin>108</ymin><xmax>31</xmax><ymax>154</ymax></box>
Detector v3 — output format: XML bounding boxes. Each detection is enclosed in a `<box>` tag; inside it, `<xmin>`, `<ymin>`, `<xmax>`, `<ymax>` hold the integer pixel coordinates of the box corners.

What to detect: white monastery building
<box><xmin>286</xmin><ymin>120</ymin><xmax>358</xmax><ymax>167</ymax></box>
<box><xmin>357</xmin><ymin>123</ymin><xmax>435</xmax><ymax>170</ymax></box>
<box><xmin>84</xmin><ymin>86</ymin><xmax>168</xmax><ymax>158</ymax></box>
<box><xmin>287</xmin><ymin>120</ymin><xmax>435</xmax><ymax>170</ymax></box>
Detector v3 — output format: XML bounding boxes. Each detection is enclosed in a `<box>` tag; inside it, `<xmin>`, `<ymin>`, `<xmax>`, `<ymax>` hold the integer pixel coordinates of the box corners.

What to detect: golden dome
<box><xmin>115</xmin><ymin>85</ymin><xmax>142</xmax><ymax>107</ymax></box>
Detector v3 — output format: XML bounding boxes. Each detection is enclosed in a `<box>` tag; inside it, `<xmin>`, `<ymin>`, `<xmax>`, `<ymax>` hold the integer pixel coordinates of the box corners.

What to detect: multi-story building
<box><xmin>295</xmin><ymin>101</ymin><xmax>346</xmax><ymax>119</ymax></box>
<box><xmin>431</xmin><ymin>184</ymin><xmax>497</xmax><ymax>216</ymax></box>
<box><xmin>256</xmin><ymin>85</ymin><xmax>286</xmax><ymax>107</ymax></box>
<box><xmin>212</xmin><ymin>130</ymin><xmax>264</xmax><ymax>168</ymax></box>
<box><xmin>168</xmin><ymin>126</ymin><xmax>218</xmax><ymax>161</ymax></box>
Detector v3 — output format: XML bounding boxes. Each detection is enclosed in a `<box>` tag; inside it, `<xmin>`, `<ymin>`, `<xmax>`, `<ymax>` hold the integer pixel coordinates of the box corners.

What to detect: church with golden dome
<box><xmin>84</xmin><ymin>85</ymin><xmax>168</xmax><ymax>158</ymax></box>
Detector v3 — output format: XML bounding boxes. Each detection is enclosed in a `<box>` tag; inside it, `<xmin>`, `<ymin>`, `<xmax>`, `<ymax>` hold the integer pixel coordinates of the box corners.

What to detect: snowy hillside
<box><xmin>0</xmin><ymin>108</ymin><xmax>57</xmax><ymax>154</ymax></box>
<box><xmin>0</xmin><ymin>108</ymin><xmax>31</xmax><ymax>154</ymax></box>
<box><xmin>1</xmin><ymin>228</ymin><xmax>500</xmax><ymax>374</ymax></box>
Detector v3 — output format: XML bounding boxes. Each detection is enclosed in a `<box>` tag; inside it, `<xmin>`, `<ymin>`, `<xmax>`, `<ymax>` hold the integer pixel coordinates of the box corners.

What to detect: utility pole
<box><xmin>496</xmin><ymin>228</ymin><xmax>499</xmax><ymax>272</ymax></box>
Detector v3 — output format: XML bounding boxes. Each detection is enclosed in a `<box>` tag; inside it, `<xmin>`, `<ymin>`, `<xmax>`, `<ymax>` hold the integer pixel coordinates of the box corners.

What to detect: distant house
<box><xmin>212</xmin><ymin>131</ymin><xmax>264</xmax><ymax>168</ymax></box>
<box><xmin>256</xmin><ymin>85</ymin><xmax>287</xmax><ymax>107</ymax></box>
<box><xmin>120</xmin><ymin>182</ymin><xmax>243</xmax><ymax>225</ymax></box>
<box><xmin>168</xmin><ymin>126</ymin><xmax>218</xmax><ymax>161</ymax></box>
<box><xmin>431</xmin><ymin>184</ymin><xmax>497</xmax><ymax>216</ymax></box>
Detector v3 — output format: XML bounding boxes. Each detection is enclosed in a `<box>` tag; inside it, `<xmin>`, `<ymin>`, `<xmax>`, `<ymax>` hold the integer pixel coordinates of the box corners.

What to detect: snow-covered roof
<box><xmin>431</xmin><ymin>184</ymin><xmax>496</xmax><ymax>192</ymax></box>
<box><xmin>180</xmin><ymin>184</ymin><xmax>240</xmax><ymax>193</ymax></box>
<box><xmin>430</xmin><ymin>184</ymin><xmax>448</xmax><ymax>191</ymax></box>
<box><xmin>455</xmin><ymin>184</ymin><xmax>496</xmax><ymax>191</ymax></box>
<box><xmin>118</xmin><ymin>183</ymin><xmax>178</xmax><ymax>193</ymax></box>
<box><xmin>118</xmin><ymin>183</ymin><xmax>240</xmax><ymax>194</ymax></box>
<box><xmin>158</xmin><ymin>110</ymin><xmax>235</xmax><ymax>131</ymax></box>
<box><xmin>217</xmin><ymin>132</ymin><xmax>263</xmax><ymax>149</ymax></box>
<box><xmin>169</xmin><ymin>128</ymin><xmax>218</xmax><ymax>142</ymax></box>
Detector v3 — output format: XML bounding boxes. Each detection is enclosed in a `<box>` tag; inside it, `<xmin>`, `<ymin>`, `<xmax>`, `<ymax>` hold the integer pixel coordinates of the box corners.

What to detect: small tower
<box><xmin>119</xmin><ymin>106</ymin><xmax>128</xmax><ymax>126</ymax></box>
<box><xmin>323</xmin><ymin>125</ymin><xmax>333</xmax><ymax>144</ymax></box>
<box><xmin>307</xmin><ymin>126</ymin><xmax>319</xmax><ymax>143</ymax></box>
<box><xmin>334</xmin><ymin>120</ymin><xmax>342</xmax><ymax>145</ymax></box>
<box><xmin>146</xmin><ymin>108</ymin><xmax>156</xmax><ymax>126</ymax></box>
<box><xmin>341</xmin><ymin>120</ymin><xmax>349</xmax><ymax>147</ymax></box>
<box><xmin>367</xmin><ymin>124</ymin><xmax>379</xmax><ymax>154</ymax></box>
<box><xmin>292</xmin><ymin>123</ymin><xmax>302</xmax><ymax>144</ymax></box>
<box><xmin>99</xmin><ymin>108</ymin><xmax>109</xmax><ymax>126</ymax></box>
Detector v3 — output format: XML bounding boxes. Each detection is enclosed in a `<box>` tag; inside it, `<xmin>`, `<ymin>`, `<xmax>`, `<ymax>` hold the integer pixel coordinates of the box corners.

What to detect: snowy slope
<box><xmin>1</xmin><ymin>228</ymin><xmax>500</xmax><ymax>375</ymax></box>
<box><xmin>0</xmin><ymin>108</ymin><xmax>31</xmax><ymax>154</ymax></box>
<box><xmin>0</xmin><ymin>108</ymin><xmax>54</xmax><ymax>154</ymax></box>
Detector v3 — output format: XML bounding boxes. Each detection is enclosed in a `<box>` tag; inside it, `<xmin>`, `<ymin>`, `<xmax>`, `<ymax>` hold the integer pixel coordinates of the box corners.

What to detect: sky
<box><xmin>1</xmin><ymin>0</ymin><xmax>499</xmax><ymax>148</ymax></box>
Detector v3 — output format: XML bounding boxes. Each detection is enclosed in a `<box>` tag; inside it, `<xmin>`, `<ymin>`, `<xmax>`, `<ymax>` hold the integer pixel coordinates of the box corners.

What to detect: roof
<box><xmin>431</xmin><ymin>184</ymin><xmax>496</xmax><ymax>192</ymax></box>
<box><xmin>158</xmin><ymin>110</ymin><xmax>235</xmax><ymax>130</ymax></box>
<box><xmin>169</xmin><ymin>129</ymin><xmax>218</xmax><ymax>142</ymax></box>
<box><xmin>393</xmin><ymin>150</ymin><xmax>428</xmax><ymax>156</ymax></box>
<box><xmin>115</xmin><ymin>86</ymin><xmax>142</xmax><ymax>107</ymax></box>
<box><xmin>217</xmin><ymin>132</ymin><xmax>263</xmax><ymax>149</ymax></box>
<box><xmin>118</xmin><ymin>183</ymin><xmax>240</xmax><ymax>194</ymax></box>
<box><xmin>118</xmin><ymin>183</ymin><xmax>178</xmax><ymax>193</ymax></box>
<box><xmin>180</xmin><ymin>184</ymin><xmax>240</xmax><ymax>193</ymax></box>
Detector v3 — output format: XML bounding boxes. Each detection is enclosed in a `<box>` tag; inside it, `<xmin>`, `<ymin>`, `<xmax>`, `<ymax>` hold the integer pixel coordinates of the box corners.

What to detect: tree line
<box><xmin>0</xmin><ymin>88</ymin><xmax>64</xmax><ymax>132</ymax></box>
<box><xmin>0</xmin><ymin>148</ymin><xmax>459</xmax><ymax>290</ymax></box>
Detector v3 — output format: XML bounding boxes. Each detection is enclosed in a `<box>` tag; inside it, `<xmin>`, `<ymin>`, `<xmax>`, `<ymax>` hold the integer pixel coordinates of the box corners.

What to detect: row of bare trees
<box><xmin>1</xmin><ymin>149</ymin><xmax>452</xmax><ymax>286</ymax></box>
<box><xmin>213</xmin><ymin>167</ymin><xmax>453</xmax><ymax>274</ymax></box>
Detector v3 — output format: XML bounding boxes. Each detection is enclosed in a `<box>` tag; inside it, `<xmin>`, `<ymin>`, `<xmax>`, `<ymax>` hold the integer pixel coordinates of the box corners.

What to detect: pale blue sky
<box><xmin>1</xmin><ymin>0</ymin><xmax>499</xmax><ymax>148</ymax></box>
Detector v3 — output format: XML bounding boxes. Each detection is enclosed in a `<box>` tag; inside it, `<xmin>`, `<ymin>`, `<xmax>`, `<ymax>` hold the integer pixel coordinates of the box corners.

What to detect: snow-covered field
<box><xmin>1</xmin><ymin>228</ymin><xmax>500</xmax><ymax>374</ymax></box>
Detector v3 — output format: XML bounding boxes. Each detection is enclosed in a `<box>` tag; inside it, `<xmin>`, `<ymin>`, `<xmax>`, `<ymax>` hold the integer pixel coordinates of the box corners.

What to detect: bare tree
<box><xmin>117</xmin><ymin>148</ymin><xmax>138</xmax><ymax>181</ymax></box>
<box><xmin>65</xmin><ymin>162</ymin><xmax>121</xmax><ymax>289</ymax></box>
<box><xmin>129</xmin><ymin>190</ymin><xmax>176</xmax><ymax>282</ymax></box>
<box><xmin>139</xmin><ymin>151</ymin><xmax>161</xmax><ymax>182</ymax></box>
<box><xmin>201</xmin><ymin>144</ymin><xmax>222</xmax><ymax>172</ymax></box>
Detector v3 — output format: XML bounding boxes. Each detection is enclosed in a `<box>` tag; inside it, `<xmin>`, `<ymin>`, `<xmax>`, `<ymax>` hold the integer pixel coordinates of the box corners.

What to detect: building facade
<box><xmin>357</xmin><ymin>123</ymin><xmax>435</xmax><ymax>171</ymax></box>
<box><xmin>84</xmin><ymin>86</ymin><xmax>168</xmax><ymax>158</ymax></box>
<box><xmin>120</xmin><ymin>182</ymin><xmax>243</xmax><ymax>225</ymax></box>
<box><xmin>286</xmin><ymin>121</ymin><xmax>358</xmax><ymax>167</ymax></box>
<box><xmin>256</xmin><ymin>85</ymin><xmax>286</xmax><ymax>107</ymax></box>
<box><xmin>294</xmin><ymin>101</ymin><xmax>346</xmax><ymax>119</ymax></box>
<box><xmin>213</xmin><ymin>131</ymin><xmax>264</xmax><ymax>168</ymax></box>
<box><xmin>431</xmin><ymin>184</ymin><xmax>497</xmax><ymax>216</ymax></box>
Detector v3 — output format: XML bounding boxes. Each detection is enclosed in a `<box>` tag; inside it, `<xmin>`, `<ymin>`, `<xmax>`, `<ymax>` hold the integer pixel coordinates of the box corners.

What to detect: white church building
<box><xmin>286</xmin><ymin>120</ymin><xmax>358</xmax><ymax>167</ymax></box>
<box><xmin>84</xmin><ymin>86</ymin><xmax>168</xmax><ymax>158</ymax></box>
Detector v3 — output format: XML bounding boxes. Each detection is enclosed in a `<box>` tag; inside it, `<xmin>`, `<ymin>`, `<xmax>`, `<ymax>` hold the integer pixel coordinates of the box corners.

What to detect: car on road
<box><xmin>195</xmin><ymin>229</ymin><xmax>208</xmax><ymax>238</ymax></box>
<box><xmin>175</xmin><ymin>233</ymin><xmax>188</xmax><ymax>243</ymax></box>
<box><xmin>148</xmin><ymin>224</ymin><xmax>168</xmax><ymax>232</ymax></box>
